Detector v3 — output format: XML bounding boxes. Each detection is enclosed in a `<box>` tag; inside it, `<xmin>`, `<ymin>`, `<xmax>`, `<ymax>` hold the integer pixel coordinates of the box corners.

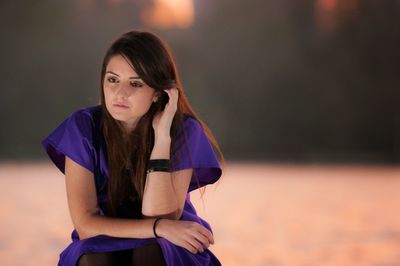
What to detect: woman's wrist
<box><xmin>151</xmin><ymin>135</ymin><xmax>171</xmax><ymax>159</ymax></box>
<box><xmin>153</xmin><ymin>218</ymin><xmax>162</xmax><ymax>238</ymax></box>
<box><xmin>154</xmin><ymin>132</ymin><xmax>171</xmax><ymax>143</ymax></box>
<box><xmin>153</xmin><ymin>218</ymin><xmax>167</xmax><ymax>238</ymax></box>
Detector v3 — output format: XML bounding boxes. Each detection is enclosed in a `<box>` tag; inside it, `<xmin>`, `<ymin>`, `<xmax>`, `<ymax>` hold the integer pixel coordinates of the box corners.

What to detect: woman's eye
<box><xmin>106</xmin><ymin>77</ymin><xmax>142</xmax><ymax>87</ymax></box>
<box><xmin>131</xmin><ymin>82</ymin><xmax>143</xmax><ymax>88</ymax></box>
<box><xmin>107</xmin><ymin>77</ymin><xmax>117</xmax><ymax>83</ymax></box>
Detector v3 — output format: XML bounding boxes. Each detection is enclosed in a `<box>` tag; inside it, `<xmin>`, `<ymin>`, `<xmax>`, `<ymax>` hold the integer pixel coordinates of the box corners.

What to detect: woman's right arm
<box><xmin>65</xmin><ymin>156</ymin><xmax>156</xmax><ymax>240</ymax></box>
<box><xmin>65</xmin><ymin>156</ymin><xmax>214</xmax><ymax>254</ymax></box>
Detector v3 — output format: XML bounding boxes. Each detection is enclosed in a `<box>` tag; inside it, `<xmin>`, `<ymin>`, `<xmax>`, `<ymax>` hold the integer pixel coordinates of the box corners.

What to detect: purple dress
<box><xmin>41</xmin><ymin>105</ymin><xmax>222</xmax><ymax>266</ymax></box>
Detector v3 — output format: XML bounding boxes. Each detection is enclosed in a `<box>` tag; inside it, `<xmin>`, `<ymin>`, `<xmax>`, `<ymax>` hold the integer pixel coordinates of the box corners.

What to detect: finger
<box><xmin>193</xmin><ymin>231</ymin><xmax>210</xmax><ymax>249</ymax></box>
<box><xmin>184</xmin><ymin>239</ymin><xmax>201</xmax><ymax>254</ymax></box>
<box><xmin>182</xmin><ymin>241</ymin><xmax>197</xmax><ymax>254</ymax></box>
<box><xmin>184</xmin><ymin>231</ymin><xmax>204</xmax><ymax>253</ymax></box>
<box><xmin>198</xmin><ymin>226</ymin><xmax>215</xmax><ymax>244</ymax></box>
<box><xmin>166</xmin><ymin>88</ymin><xmax>179</xmax><ymax>96</ymax></box>
<box><xmin>164</xmin><ymin>90</ymin><xmax>173</xmax><ymax>102</ymax></box>
<box><xmin>164</xmin><ymin>89</ymin><xmax>178</xmax><ymax>107</ymax></box>
<box><xmin>165</xmin><ymin>89</ymin><xmax>178</xmax><ymax>98</ymax></box>
<box><xmin>189</xmin><ymin>238</ymin><xmax>204</xmax><ymax>253</ymax></box>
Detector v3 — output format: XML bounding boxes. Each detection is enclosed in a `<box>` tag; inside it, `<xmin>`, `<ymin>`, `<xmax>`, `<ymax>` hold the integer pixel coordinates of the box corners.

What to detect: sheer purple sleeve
<box><xmin>41</xmin><ymin>109</ymin><xmax>96</xmax><ymax>175</ymax></box>
<box><xmin>170</xmin><ymin>117</ymin><xmax>222</xmax><ymax>192</ymax></box>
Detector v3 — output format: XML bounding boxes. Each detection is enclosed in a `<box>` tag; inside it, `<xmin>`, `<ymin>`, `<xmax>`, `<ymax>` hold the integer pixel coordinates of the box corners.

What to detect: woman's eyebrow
<box><xmin>106</xmin><ymin>70</ymin><xmax>141</xmax><ymax>79</ymax></box>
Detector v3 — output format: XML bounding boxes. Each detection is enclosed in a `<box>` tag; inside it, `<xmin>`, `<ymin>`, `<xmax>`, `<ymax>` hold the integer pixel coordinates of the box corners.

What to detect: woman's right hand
<box><xmin>156</xmin><ymin>219</ymin><xmax>215</xmax><ymax>254</ymax></box>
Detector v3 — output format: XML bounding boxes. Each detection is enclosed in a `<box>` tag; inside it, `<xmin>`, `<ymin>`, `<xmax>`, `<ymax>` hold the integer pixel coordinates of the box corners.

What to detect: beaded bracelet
<box><xmin>153</xmin><ymin>218</ymin><xmax>162</xmax><ymax>238</ymax></box>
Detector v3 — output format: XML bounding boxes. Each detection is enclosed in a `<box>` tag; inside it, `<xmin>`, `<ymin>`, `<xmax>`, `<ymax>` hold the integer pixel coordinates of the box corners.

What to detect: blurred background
<box><xmin>0</xmin><ymin>0</ymin><xmax>400</xmax><ymax>265</ymax></box>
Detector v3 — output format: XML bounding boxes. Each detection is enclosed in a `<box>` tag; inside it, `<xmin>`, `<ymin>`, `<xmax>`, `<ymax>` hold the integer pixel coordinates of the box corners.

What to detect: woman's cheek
<box><xmin>106</xmin><ymin>85</ymin><xmax>117</xmax><ymax>97</ymax></box>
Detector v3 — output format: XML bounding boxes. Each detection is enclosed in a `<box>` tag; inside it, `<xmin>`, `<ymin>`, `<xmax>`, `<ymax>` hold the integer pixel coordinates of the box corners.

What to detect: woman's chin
<box><xmin>108</xmin><ymin>111</ymin><xmax>129</xmax><ymax>122</ymax></box>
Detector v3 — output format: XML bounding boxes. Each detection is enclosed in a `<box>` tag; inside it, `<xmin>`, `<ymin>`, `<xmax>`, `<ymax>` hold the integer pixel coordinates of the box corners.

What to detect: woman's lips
<box><xmin>113</xmin><ymin>103</ymin><xmax>129</xmax><ymax>108</ymax></box>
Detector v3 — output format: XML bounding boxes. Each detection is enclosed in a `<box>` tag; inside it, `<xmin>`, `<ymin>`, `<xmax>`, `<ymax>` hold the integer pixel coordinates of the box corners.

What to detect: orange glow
<box><xmin>315</xmin><ymin>0</ymin><xmax>359</xmax><ymax>35</ymax></box>
<box><xmin>141</xmin><ymin>0</ymin><xmax>194</xmax><ymax>29</ymax></box>
<box><xmin>315</xmin><ymin>0</ymin><xmax>338</xmax><ymax>34</ymax></box>
<box><xmin>317</xmin><ymin>0</ymin><xmax>337</xmax><ymax>11</ymax></box>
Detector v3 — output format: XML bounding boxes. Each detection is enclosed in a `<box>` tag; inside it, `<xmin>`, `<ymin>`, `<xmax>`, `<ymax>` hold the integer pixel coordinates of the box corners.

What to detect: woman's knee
<box><xmin>77</xmin><ymin>252</ymin><xmax>115</xmax><ymax>266</ymax></box>
<box><xmin>131</xmin><ymin>243</ymin><xmax>167</xmax><ymax>266</ymax></box>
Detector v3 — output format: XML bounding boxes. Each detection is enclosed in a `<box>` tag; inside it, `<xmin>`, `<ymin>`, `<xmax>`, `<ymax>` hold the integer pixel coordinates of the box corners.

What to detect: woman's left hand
<box><xmin>152</xmin><ymin>88</ymin><xmax>179</xmax><ymax>138</ymax></box>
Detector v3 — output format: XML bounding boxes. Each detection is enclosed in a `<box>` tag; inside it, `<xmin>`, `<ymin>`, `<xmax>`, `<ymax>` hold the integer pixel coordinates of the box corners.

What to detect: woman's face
<box><xmin>103</xmin><ymin>54</ymin><xmax>158</xmax><ymax>132</ymax></box>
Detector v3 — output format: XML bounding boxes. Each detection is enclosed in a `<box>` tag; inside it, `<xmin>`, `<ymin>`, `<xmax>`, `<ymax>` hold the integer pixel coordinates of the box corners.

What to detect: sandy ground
<box><xmin>1</xmin><ymin>162</ymin><xmax>400</xmax><ymax>266</ymax></box>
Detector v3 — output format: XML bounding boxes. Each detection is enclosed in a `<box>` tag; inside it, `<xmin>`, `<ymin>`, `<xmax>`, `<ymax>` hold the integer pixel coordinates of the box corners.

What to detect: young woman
<box><xmin>41</xmin><ymin>30</ymin><xmax>225</xmax><ymax>266</ymax></box>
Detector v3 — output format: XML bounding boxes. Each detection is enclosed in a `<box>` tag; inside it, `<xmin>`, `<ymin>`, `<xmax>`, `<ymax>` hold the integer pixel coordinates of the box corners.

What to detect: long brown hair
<box><xmin>99</xmin><ymin>30</ymin><xmax>225</xmax><ymax>217</ymax></box>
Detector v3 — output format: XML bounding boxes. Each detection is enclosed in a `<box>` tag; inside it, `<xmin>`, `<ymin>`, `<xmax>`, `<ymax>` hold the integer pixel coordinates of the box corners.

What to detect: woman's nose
<box><xmin>115</xmin><ymin>84</ymin><xmax>130</xmax><ymax>97</ymax></box>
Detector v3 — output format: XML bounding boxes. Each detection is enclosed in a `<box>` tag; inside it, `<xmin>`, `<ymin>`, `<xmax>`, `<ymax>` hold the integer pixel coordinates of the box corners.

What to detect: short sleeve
<box><xmin>170</xmin><ymin>117</ymin><xmax>222</xmax><ymax>192</ymax></box>
<box><xmin>41</xmin><ymin>109</ymin><xmax>96</xmax><ymax>175</ymax></box>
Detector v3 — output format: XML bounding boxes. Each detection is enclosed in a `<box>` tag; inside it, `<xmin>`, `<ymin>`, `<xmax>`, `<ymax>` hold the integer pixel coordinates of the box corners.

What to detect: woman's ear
<box><xmin>152</xmin><ymin>93</ymin><xmax>158</xmax><ymax>102</ymax></box>
<box><xmin>153</xmin><ymin>91</ymin><xmax>163</xmax><ymax>102</ymax></box>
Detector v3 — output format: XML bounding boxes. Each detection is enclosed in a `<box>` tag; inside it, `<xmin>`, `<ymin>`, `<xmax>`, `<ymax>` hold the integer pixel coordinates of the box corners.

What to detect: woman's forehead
<box><xmin>106</xmin><ymin>55</ymin><xmax>139</xmax><ymax>78</ymax></box>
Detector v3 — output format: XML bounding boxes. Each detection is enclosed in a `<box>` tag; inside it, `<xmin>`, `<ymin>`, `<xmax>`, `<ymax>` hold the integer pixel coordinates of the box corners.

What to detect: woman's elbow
<box><xmin>176</xmin><ymin>209</ymin><xmax>184</xmax><ymax>220</ymax></box>
<box><xmin>76</xmin><ymin>223</ymin><xmax>94</xmax><ymax>240</ymax></box>
<box><xmin>75</xmin><ymin>217</ymin><xmax>96</xmax><ymax>240</ymax></box>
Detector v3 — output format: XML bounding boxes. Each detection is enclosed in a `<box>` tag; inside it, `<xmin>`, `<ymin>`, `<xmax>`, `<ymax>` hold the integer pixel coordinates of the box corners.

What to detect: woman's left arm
<box><xmin>142</xmin><ymin>136</ymin><xmax>192</xmax><ymax>220</ymax></box>
<box><xmin>141</xmin><ymin>88</ymin><xmax>192</xmax><ymax>220</ymax></box>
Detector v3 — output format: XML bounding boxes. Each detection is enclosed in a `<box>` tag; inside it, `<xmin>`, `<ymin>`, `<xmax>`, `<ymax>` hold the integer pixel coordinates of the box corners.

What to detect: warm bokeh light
<box><xmin>75</xmin><ymin>0</ymin><xmax>194</xmax><ymax>29</ymax></box>
<box><xmin>141</xmin><ymin>0</ymin><xmax>194</xmax><ymax>29</ymax></box>
<box><xmin>317</xmin><ymin>0</ymin><xmax>338</xmax><ymax>11</ymax></box>
<box><xmin>315</xmin><ymin>0</ymin><xmax>360</xmax><ymax>34</ymax></box>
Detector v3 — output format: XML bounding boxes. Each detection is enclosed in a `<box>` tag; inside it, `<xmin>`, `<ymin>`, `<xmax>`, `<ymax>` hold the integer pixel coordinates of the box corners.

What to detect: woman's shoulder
<box><xmin>65</xmin><ymin>104</ymin><xmax>103</xmax><ymax>130</ymax></box>
<box><xmin>181</xmin><ymin>114</ymin><xmax>201</xmax><ymax>129</ymax></box>
<box><xmin>172</xmin><ymin>114</ymin><xmax>207</xmax><ymax>146</ymax></box>
<box><xmin>69</xmin><ymin>104</ymin><xmax>102</xmax><ymax>121</ymax></box>
<box><xmin>41</xmin><ymin>105</ymin><xmax>102</xmax><ymax>175</ymax></box>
